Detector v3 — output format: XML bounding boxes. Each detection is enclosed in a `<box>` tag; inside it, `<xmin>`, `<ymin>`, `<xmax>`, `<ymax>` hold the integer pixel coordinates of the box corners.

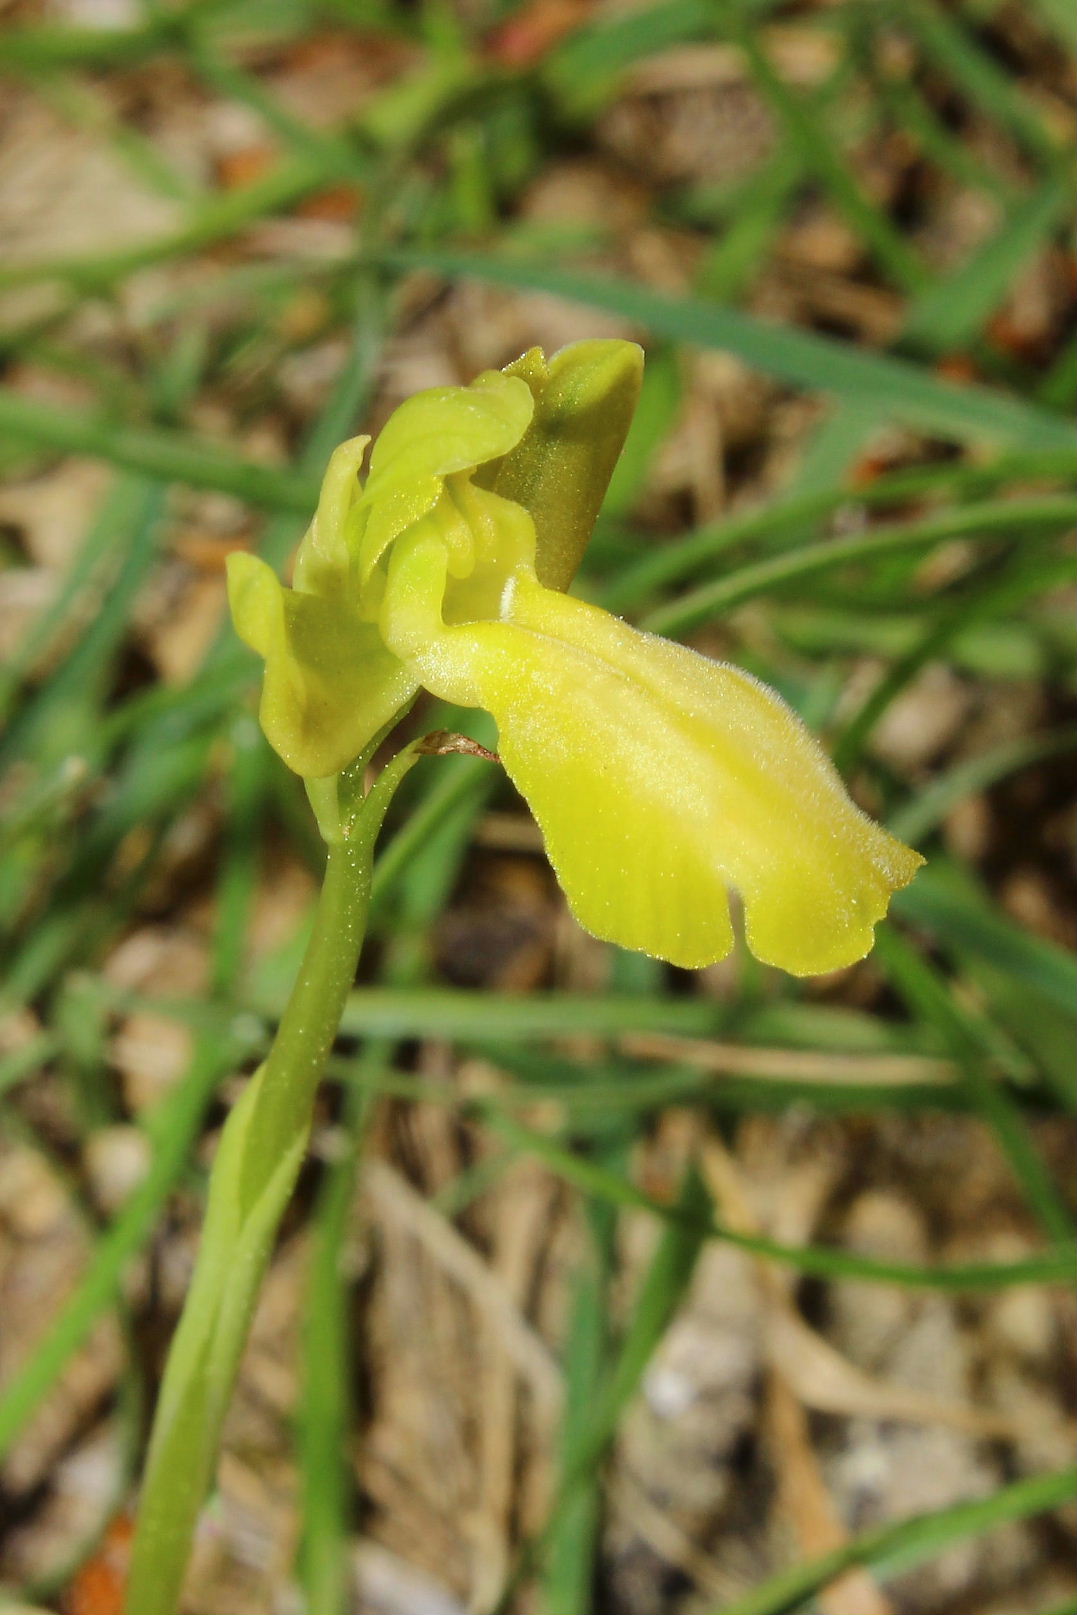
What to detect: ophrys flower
<box><xmin>228</xmin><ymin>341</ymin><xmax>922</xmax><ymax>974</ymax></box>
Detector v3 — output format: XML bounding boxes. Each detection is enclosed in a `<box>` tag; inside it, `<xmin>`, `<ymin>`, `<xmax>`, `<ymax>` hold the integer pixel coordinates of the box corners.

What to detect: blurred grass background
<box><xmin>0</xmin><ymin>0</ymin><xmax>1073</xmax><ymax>1610</ymax></box>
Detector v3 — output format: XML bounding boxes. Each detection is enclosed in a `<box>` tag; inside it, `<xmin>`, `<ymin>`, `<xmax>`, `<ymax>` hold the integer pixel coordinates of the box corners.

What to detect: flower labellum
<box><xmin>228</xmin><ymin>340</ymin><xmax>923</xmax><ymax>975</ymax></box>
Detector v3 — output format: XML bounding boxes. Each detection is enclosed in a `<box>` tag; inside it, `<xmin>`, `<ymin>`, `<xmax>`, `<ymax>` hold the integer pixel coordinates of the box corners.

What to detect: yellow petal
<box><xmin>353</xmin><ymin>370</ymin><xmax>534</xmax><ymax>582</ymax></box>
<box><xmin>393</xmin><ymin>572</ymin><xmax>922</xmax><ymax>974</ymax></box>
<box><xmin>227</xmin><ymin>551</ymin><xmax>417</xmax><ymax>778</ymax></box>
<box><xmin>292</xmin><ymin>433</ymin><xmax>369</xmax><ymax>595</ymax></box>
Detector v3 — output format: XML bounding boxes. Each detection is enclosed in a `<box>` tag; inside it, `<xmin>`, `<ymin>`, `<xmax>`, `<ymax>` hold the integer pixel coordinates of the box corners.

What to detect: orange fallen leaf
<box><xmin>847</xmin><ymin>452</ymin><xmax>894</xmax><ymax>489</ymax></box>
<box><xmin>65</xmin><ymin>1512</ymin><xmax>134</xmax><ymax>1615</ymax></box>
<box><xmin>933</xmin><ymin>353</ymin><xmax>979</xmax><ymax>384</ymax></box>
<box><xmin>485</xmin><ymin>0</ymin><xmax>590</xmax><ymax>67</ymax></box>
<box><xmin>214</xmin><ymin>145</ymin><xmax>276</xmax><ymax>191</ymax></box>
<box><xmin>297</xmin><ymin>183</ymin><xmax>362</xmax><ymax>222</ymax></box>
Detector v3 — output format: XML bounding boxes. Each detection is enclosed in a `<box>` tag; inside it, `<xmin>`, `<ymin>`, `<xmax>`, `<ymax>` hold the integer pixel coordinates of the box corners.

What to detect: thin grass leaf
<box><xmin>0</xmin><ymin>1036</ymin><xmax>251</xmax><ymax>1458</ymax></box>
<box><xmin>890</xmin><ymin>729</ymin><xmax>1074</xmax><ymax>844</ymax></box>
<box><xmin>898</xmin><ymin>860</ymin><xmax>1077</xmax><ymax>1112</ymax></box>
<box><xmin>900</xmin><ymin>0</ymin><xmax>1063</xmax><ymax>166</ymax></box>
<box><xmin>786</xmin><ymin>399</ymin><xmax>881</xmax><ymax>498</ymax></box>
<box><xmin>693</xmin><ymin>146</ymin><xmax>805</xmax><ymax>303</ymax></box>
<box><xmin>0</xmin><ymin>156</ymin><xmax>331</xmax><ymax>292</ymax></box>
<box><xmin>713</xmin><ymin>1466</ymin><xmax>1077</xmax><ymax>1615</ymax></box>
<box><xmin>876</xmin><ymin>930</ymin><xmax>1072</xmax><ymax>1243</ymax></box>
<box><xmin>0</xmin><ymin>476</ymin><xmax>166</xmax><ymax>770</ymax></box>
<box><xmin>727</xmin><ymin>3</ymin><xmax>927</xmax><ymax>291</ymax></box>
<box><xmin>896</xmin><ymin>862</ymin><xmax>1076</xmax><ymax>1018</ymax></box>
<box><xmin>0</xmin><ymin>478</ymin><xmax>126</xmax><ymax>728</ymax></box>
<box><xmin>0</xmin><ymin>1034</ymin><xmax>62</xmax><ymax>1101</ymax></box>
<box><xmin>1</xmin><ymin>730</ymin><xmax>218</xmax><ymax>1013</ymax></box>
<box><xmin>1039</xmin><ymin>339</ymin><xmax>1077</xmax><ymax>411</ymax></box>
<box><xmin>641</xmin><ymin>494</ymin><xmax>1076</xmax><ymax>636</ymax></box>
<box><xmin>330</xmin><ymin>987</ymin><xmax>729</xmax><ymax>1041</ymax></box>
<box><xmin>336</xmin><ymin>1056</ymin><xmax>975</xmax><ymax>1120</ymax></box>
<box><xmin>1027</xmin><ymin>0</ymin><xmax>1077</xmax><ymax>46</ymax></box>
<box><xmin>902</xmin><ymin>167</ymin><xmax>1075</xmax><ymax>352</ymax></box>
<box><xmin>833</xmin><ymin>545</ymin><xmax>1076</xmax><ymax>770</ymax></box>
<box><xmin>853</xmin><ymin>32</ymin><xmax>1010</xmax><ymax>202</ymax></box>
<box><xmin>524</xmin><ymin>1165</ymin><xmax>708</xmax><ymax>1615</ymax></box>
<box><xmin>24</xmin><ymin>68</ymin><xmax>201</xmax><ymax>203</ymax></box>
<box><xmin>188</xmin><ymin>32</ymin><xmax>372</xmax><ymax>183</ymax></box>
<box><xmin>598</xmin><ymin>342</ymin><xmax>682</xmax><ymax>520</ymax></box>
<box><xmin>479</xmin><ymin>1034</ymin><xmax>993</xmax><ymax>1118</ymax></box>
<box><xmin>604</xmin><ymin>448</ymin><xmax>1076</xmax><ymax>610</ymax></box>
<box><xmin>540</xmin><ymin>1181</ymin><xmax>619</xmax><ymax>1615</ymax></box>
<box><xmin>485</xmin><ymin>1114</ymin><xmax>1073</xmax><ymax>1290</ymax></box>
<box><xmin>772</xmin><ymin>603</ymin><xmax>1070</xmax><ymax>680</ymax></box>
<box><xmin>0</xmin><ymin>0</ymin><xmax>238</xmax><ymax>68</ymax></box>
<box><xmin>0</xmin><ymin>668</ymin><xmax>274</xmax><ymax>1459</ymax></box>
<box><xmin>542</xmin><ymin>0</ymin><xmax>716</xmax><ymax>113</ymax></box>
<box><xmin>298</xmin><ymin>1080</ymin><xmax>370</xmax><ymax>1615</ymax></box>
<box><xmin>380</xmin><ymin>249</ymin><xmax>1073</xmax><ymax>448</ymax></box>
<box><xmin>0</xmin><ymin>387</ymin><xmax>318</xmax><ymax>509</ymax></box>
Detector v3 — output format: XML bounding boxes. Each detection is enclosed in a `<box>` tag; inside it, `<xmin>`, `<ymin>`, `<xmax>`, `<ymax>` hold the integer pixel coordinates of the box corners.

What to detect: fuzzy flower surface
<box><xmin>228</xmin><ymin>340</ymin><xmax>922</xmax><ymax>974</ymax></box>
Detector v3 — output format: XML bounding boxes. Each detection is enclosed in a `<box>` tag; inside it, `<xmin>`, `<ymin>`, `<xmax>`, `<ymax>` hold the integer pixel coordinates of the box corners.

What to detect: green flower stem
<box><xmin>124</xmin><ymin>743</ymin><xmax>422</xmax><ymax>1615</ymax></box>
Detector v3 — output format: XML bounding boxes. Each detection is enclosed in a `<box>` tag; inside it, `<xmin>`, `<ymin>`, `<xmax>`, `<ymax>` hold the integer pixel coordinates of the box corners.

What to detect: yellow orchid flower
<box><xmin>228</xmin><ymin>340</ymin><xmax>922</xmax><ymax>975</ymax></box>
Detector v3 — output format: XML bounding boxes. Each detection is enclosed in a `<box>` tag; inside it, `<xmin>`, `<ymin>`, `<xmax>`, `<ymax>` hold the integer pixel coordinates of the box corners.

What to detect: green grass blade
<box><xmin>785</xmin><ymin>400</ymin><xmax>879</xmax><ymax>498</ymax></box>
<box><xmin>572</xmin><ymin>1166</ymin><xmax>710</xmax><ymax>1473</ymax></box>
<box><xmin>0</xmin><ymin>1037</ymin><xmax>250</xmax><ymax>1459</ymax></box>
<box><xmin>0</xmin><ymin>155</ymin><xmax>329</xmax><ymax>293</ymax></box>
<box><xmin>896</xmin><ymin>862</ymin><xmax>1076</xmax><ymax>1018</ymax></box>
<box><xmin>486</xmin><ymin>1115</ymin><xmax>1072</xmax><ymax>1290</ymax></box>
<box><xmin>0</xmin><ymin>1034</ymin><xmax>62</xmax><ymax>1101</ymax></box>
<box><xmin>536</xmin><ymin>1165</ymin><xmax>708</xmax><ymax>1615</ymax></box>
<box><xmin>298</xmin><ymin>1081</ymin><xmax>370</xmax><ymax>1615</ymax></box>
<box><xmin>540</xmin><ymin>1191</ymin><xmax>618</xmax><ymax>1615</ymax></box>
<box><xmin>692</xmin><ymin>146</ymin><xmax>803</xmax><ymax>304</ymax></box>
<box><xmin>0</xmin><ymin>387</ymin><xmax>318</xmax><ymax>509</ymax></box>
<box><xmin>1028</xmin><ymin>0</ymin><xmax>1077</xmax><ymax>46</ymax></box>
<box><xmin>0</xmin><ymin>476</ymin><xmax>166</xmax><ymax>768</ymax></box>
<box><xmin>380</xmin><ymin>249</ymin><xmax>1073</xmax><ymax>448</ymax></box>
<box><xmin>712</xmin><ymin>1465</ymin><xmax>1076</xmax><ymax>1615</ymax></box>
<box><xmin>876</xmin><ymin>930</ymin><xmax>1072</xmax><ymax>1243</ymax></box>
<box><xmin>604</xmin><ymin>449</ymin><xmax>1076</xmax><ymax>610</ymax></box>
<box><xmin>728</xmin><ymin>4</ymin><xmax>927</xmax><ymax>291</ymax></box>
<box><xmin>187</xmin><ymin>32</ymin><xmax>371</xmax><ymax>184</ymax></box>
<box><xmin>902</xmin><ymin>167</ymin><xmax>1075</xmax><ymax>352</ymax></box>
<box><xmin>890</xmin><ymin>730</ymin><xmax>1074</xmax><ymax>844</ymax></box>
<box><xmin>330</xmin><ymin>987</ymin><xmax>728</xmax><ymax>1041</ymax></box>
<box><xmin>833</xmin><ymin>545</ymin><xmax>1076</xmax><ymax>770</ymax></box>
<box><xmin>0</xmin><ymin>475</ymin><xmax>130</xmax><ymax>728</ymax></box>
<box><xmin>542</xmin><ymin>0</ymin><xmax>715</xmax><ymax>112</ymax></box>
<box><xmin>642</xmin><ymin>494</ymin><xmax>1076</xmax><ymax>636</ymax></box>
<box><xmin>599</xmin><ymin>341</ymin><xmax>683</xmax><ymax>520</ymax></box>
<box><xmin>900</xmin><ymin>0</ymin><xmax>1063</xmax><ymax>166</ymax></box>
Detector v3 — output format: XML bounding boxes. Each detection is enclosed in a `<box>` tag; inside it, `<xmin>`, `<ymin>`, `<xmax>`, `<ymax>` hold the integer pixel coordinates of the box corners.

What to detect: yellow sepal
<box><xmin>477</xmin><ymin>339</ymin><xmax>644</xmax><ymax>590</ymax></box>
<box><xmin>227</xmin><ymin>551</ymin><xmax>417</xmax><ymax>779</ymax></box>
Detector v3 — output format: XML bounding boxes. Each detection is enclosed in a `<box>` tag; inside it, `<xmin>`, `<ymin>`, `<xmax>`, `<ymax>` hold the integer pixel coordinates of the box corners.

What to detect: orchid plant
<box><xmin>126</xmin><ymin>340</ymin><xmax>921</xmax><ymax>1614</ymax></box>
